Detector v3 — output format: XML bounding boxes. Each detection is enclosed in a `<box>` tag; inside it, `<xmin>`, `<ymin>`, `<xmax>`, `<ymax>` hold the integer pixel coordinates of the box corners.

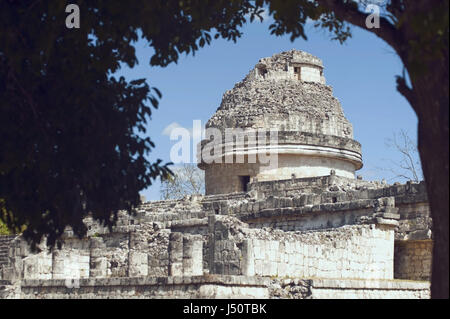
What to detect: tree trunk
<box><xmin>419</xmin><ymin>118</ymin><xmax>449</xmax><ymax>299</ymax></box>
<box><xmin>324</xmin><ymin>0</ymin><xmax>449</xmax><ymax>299</ymax></box>
<box><xmin>412</xmin><ymin>64</ymin><xmax>449</xmax><ymax>299</ymax></box>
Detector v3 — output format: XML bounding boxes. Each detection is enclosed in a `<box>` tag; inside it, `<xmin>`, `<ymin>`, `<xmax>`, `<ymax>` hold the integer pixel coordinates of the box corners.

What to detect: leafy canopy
<box><xmin>0</xmin><ymin>0</ymin><xmax>271</xmax><ymax>248</ymax></box>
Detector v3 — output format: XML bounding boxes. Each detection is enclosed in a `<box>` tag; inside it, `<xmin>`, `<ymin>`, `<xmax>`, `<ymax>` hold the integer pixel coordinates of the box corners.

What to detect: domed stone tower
<box><xmin>199</xmin><ymin>49</ymin><xmax>363</xmax><ymax>195</ymax></box>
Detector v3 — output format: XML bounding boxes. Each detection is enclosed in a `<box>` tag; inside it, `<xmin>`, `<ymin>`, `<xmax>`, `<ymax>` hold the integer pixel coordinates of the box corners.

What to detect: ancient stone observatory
<box><xmin>199</xmin><ymin>50</ymin><xmax>362</xmax><ymax>195</ymax></box>
<box><xmin>0</xmin><ymin>50</ymin><xmax>432</xmax><ymax>299</ymax></box>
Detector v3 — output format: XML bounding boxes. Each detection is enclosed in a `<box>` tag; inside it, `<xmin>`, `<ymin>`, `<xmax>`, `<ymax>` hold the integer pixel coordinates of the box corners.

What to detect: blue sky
<box><xmin>116</xmin><ymin>17</ymin><xmax>420</xmax><ymax>201</ymax></box>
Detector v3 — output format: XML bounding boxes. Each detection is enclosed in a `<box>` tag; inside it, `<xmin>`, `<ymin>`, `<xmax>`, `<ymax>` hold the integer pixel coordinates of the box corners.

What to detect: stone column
<box><xmin>241</xmin><ymin>239</ymin><xmax>255</xmax><ymax>276</ymax></box>
<box><xmin>182</xmin><ymin>235</ymin><xmax>203</xmax><ymax>276</ymax></box>
<box><xmin>207</xmin><ymin>215</ymin><xmax>216</xmax><ymax>275</ymax></box>
<box><xmin>129</xmin><ymin>251</ymin><xmax>148</xmax><ymax>277</ymax></box>
<box><xmin>89</xmin><ymin>237</ymin><xmax>107</xmax><ymax>278</ymax></box>
<box><xmin>52</xmin><ymin>250</ymin><xmax>66</xmax><ymax>279</ymax></box>
<box><xmin>168</xmin><ymin>232</ymin><xmax>183</xmax><ymax>276</ymax></box>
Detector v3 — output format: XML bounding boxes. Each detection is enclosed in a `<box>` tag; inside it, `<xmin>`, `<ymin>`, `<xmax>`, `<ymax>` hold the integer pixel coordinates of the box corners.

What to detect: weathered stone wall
<box><xmin>299</xmin><ymin>65</ymin><xmax>323</xmax><ymax>83</ymax></box>
<box><xmin>240</xmin><ymin>201</ymin><xmax>398</xmax><ymax>233</ymax></box>
<box><xmin>308</xmin><ymin>278</ymin><xmax>430</xmax><ymax>299</ymax></box>
<box><xmin>249</xmin><ymin>175</ymin><xmax>427</xmax><ymax>202</ymax></box>
<box><xmin>203</xmin><ymin>156</ymin><xmax>358</xmax><ymax>195</ymax></box>
<box><xmin>204</xmin><ymin>163</ymin><xmax>259</xmax><ymax>195</ymax></box>
<box><xmin>396</xmin><ymin>202</ymin><xmax>431</xmax><ymax>241</ymax></box>
<box><xmin>15</xmin><ymin>276</ymin><xmax>270</xmax><ymax>299</ymax></box>
<box><xmin>394</xmin><ymin>240</ymin><xmax>432</xmax><ymax>281</ymax></box>
<box><xmin>209</xmin><ymin>215</ymin><xmax>395</xmax><ymax>280</ymax></box>
<box><xmin>168</xmin><ymin>233</ymin><xmax>203</xmax><ymax>276</ymax></box>
<box><xmin>0</xmin><ymin>176</ymin><xmax>432</xmax><ymax>299</ymax></box>
<box><xmin>207</xmin><ymin>81</ymin><xmax>353</xmax><ymax>138</ymax></box>
<box><xmin>207</xmin><ymin>50</ymin><xmax>352</xmax><ymax>139</ymax></box>
<box><xmin>243</xmin><ymin>226</ymin><xmax>394</xmax><ymax>279</ymax></box>
<box><xmin>1</xmin><ymin>276</ymin><xmax>429</xmax><ymax>299</ymax></box>
<box><xmin>256</xmin><ymin>154</ymin><xmax>357</xmax><ymax>181</ymax></box>
<box><xmin>1</xmin><ymin>221</ymin><xmax>189</xmax><ymax>281</ymax></box>
<box><xmin>0</xmin><ymin>236</ymin><xmax>16</xmax><ymax>269</ymax></box>
<box><xmin>248</xmin><ymin>174</ymin><xmax>380</xmax><ymax>198</ymax></box>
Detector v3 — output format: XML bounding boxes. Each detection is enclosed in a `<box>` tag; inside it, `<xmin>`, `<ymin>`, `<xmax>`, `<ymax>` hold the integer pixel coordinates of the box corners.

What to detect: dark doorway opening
<box><xmin>294</xmin><ymin>66</ymin><xmax>301</xmax><ymax>81</ymax></box>
<box><xmin>239</xmin><ymin>176</ymin><xmax>250</xmax><ymax>192</ymax></box>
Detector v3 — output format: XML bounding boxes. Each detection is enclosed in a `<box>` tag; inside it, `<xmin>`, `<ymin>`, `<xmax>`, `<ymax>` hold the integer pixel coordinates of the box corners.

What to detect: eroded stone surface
<box><xmin>200</xmin><ymin>50</ymin><xmax>362</xmax><ymax>194</ymax></box>
<box><xmin>0</xmin><ymin>176</ymin><xmax>431</xmax><ymax>299</ymax></box>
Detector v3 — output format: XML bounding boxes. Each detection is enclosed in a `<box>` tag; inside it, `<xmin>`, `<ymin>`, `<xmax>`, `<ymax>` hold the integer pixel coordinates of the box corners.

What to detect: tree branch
<box><xmin>316</xmin><ymin>0</ymin><xmax>400</xmax><ymax>50</ymax></box>
<box><xmin>396</xmin><ymin>74</ymin><xmax>418</xmax><ymax>114</ymax></box>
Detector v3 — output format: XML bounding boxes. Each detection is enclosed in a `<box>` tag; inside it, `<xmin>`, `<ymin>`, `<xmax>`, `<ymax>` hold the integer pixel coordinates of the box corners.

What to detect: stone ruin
<box><xmin>0</xmin><ymin>50</ymin><xmax>432</xmax><ymax>299</ymax></box>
